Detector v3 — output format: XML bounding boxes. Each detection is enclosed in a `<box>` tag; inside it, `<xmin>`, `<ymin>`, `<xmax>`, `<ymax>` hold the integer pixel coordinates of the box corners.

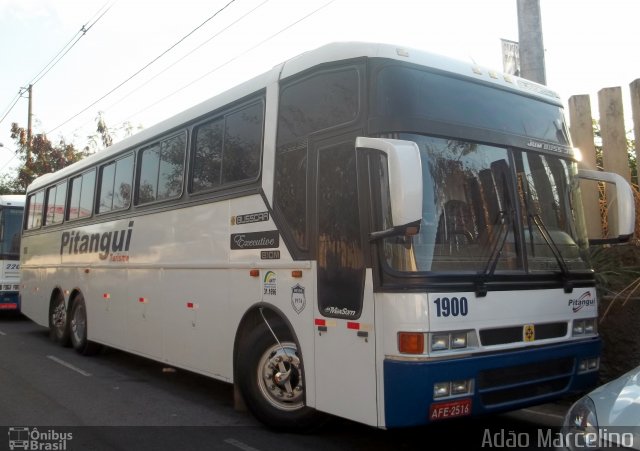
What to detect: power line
<box><xmin>117</xmin><ymin>0</ymin><xmax>337</xmax><ymax>127</ymax></box>
<box><xmin>30</xmin><ymin>1</ymin><xmax>115</xmax><ymax>87</ymax></box>
<box><xmin>0</xmin><ymin>1</ymin><xmax>116</xmax><ymax>130</ymax></box>
<box><xmin>0</xmin><ymin>92</ymin><xmax>23</xmax><ymax>126</ymax></box>
<box><xmin>69</xmin><ymin>0</ymin><xmax>272</xmax><ymax>138</ymax></box>
<box><xmin>47</xmin><ymin>0</ymin><xmax>238</xmax><ymax>136</ymax></box>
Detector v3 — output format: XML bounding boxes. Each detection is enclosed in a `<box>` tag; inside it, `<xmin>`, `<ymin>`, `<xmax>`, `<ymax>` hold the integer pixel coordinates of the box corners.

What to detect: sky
<box><xmin>1</xmin><ymin>0</ymin><xmax>639</xmax><ymax>176</ymax></box>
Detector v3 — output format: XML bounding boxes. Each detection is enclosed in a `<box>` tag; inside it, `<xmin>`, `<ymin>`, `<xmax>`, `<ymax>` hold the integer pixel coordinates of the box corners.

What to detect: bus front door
<box><xmin>313</xmin><ymin>139</ymin><xmax>378</xmax><ymax>426</ymax></box>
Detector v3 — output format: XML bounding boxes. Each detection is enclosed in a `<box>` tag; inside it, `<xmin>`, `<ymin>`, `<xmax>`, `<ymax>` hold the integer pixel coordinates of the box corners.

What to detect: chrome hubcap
<box><xmin>257</xmin><ymin>341</ymin><xmax>304</xmax><ymax>411</ymax></box>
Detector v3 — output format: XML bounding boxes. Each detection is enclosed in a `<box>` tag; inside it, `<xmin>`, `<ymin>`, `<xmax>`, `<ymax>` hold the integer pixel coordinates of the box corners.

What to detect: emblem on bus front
<box><xmin>291</xmin><ymin>284</ymin><xmax>306</xmax><ymax>314</ymax></box>
<box><xmin>523</xmin><ymin>324</ymin><xmax>535</xmax><ymax>342</ymax></box>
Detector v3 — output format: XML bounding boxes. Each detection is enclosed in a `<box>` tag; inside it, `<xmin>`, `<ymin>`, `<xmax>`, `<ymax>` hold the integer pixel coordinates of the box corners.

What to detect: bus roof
<box><xmin>0</xmin><ymin>195</ymin><xmax>25</xmax><ymax>208</ymax></box>
<box><xmin>27</xmin><ymin>41</ymin><xmax>562</xmax><ymax>193</ymax></box>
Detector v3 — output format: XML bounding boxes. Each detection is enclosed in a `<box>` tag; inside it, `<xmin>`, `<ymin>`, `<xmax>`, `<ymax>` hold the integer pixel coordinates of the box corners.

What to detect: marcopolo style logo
<box><xmin>230</xmin><ymin>231</ymin><xmax>279</xmax><ymax>250</ymax></box>
<box><xmin>60</xmin><ymin>221</ymin><xmax>134</xmax><ymax>261</ymax></box>
<box><xmin>568</xmin><ymin>291</ymin><xmax>595</xmax><ymax>313</ymax></box>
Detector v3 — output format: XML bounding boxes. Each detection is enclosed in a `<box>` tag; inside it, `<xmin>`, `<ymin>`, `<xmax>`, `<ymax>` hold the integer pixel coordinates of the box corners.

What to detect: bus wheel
<box><xmin>49</xmin><ymin>293</ymin><xmax>70</xmax><ymax>346</ymax></box>
<box><xmin>69</xmin><ymin>294</ymin><xmax>101</xmax><ymax>356</ymax></box>
<box><xmin>237</xmin><ymin>322</ymin><xmax>318</xmax><ymax>430</ymax></box>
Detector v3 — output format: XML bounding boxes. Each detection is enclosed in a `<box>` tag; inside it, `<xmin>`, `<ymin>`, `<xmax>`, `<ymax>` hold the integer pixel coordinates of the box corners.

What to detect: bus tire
<box><xmin>69</xmin><ymin>294</ymin><xmax>101</xmax><ymax>356</ymax></box>
<box><xmin>237</xmin><ymin>321</ymin><xmax>319</xmax><ymax>430</ymax></box>
<box><xmin>49</xmin><ymin>292</ymin><xmax>70</xmax><ymax>346</ymax></box>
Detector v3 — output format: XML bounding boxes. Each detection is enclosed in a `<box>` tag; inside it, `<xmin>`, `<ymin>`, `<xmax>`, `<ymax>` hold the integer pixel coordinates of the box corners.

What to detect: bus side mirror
<box><xmin>355</xmin><ymin>137</ymin><xmax>423</xmax><ymax>239</ymax></box>
<box><xmin>578</xmin><ymin>169</ymin><xmax>635</xmax><ymax>244</ymax></box>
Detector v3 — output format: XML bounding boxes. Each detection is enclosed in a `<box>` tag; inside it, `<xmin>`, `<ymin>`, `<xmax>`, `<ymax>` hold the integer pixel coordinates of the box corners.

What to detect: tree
<box><xmin>85</xmin><ymin>112</ymin><xmax>141</xmax><ymax>153</ymax></box>
<box><xmin>3</xmin><ymin>113</ymin><xmax>142</xmax><ymax>193</ymax></box>
<box><xmin>9</xmin><ymin>123</ymin><xmax>90</xmax><ymax>192</ymax></box>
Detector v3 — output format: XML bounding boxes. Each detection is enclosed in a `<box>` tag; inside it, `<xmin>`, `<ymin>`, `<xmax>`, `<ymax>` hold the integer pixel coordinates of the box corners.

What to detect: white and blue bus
<box><xmin>20</xmin><ymin>42</ymin><xmax>634</xmax><ymax>429</ymax></box>
<box><xmin>0</xmin><ymin>195</ymin><xmax>24</xmax><ymax>312</ymax></box>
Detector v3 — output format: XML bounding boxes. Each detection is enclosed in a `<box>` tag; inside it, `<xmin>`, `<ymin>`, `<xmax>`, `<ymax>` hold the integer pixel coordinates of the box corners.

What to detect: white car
<box><xmin>562</xmin><ymin>366</ymin><xmax>640</xmax><ymax>449</ymax></box>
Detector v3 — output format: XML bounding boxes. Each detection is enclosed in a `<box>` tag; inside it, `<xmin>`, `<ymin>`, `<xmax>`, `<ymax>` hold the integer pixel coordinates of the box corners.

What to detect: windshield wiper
<box><xmin>475</xmin><ymin>208</ymin><xmax>513</xmax><ymax>297</ymax></box>
<box><xmin>530</xmin><ymin>213</ymin><xmax>573</xmax><ymax>293</ymax></box>
<box><xmin>482</xmin><ymin>209</ymin><xmax>512</xmax><ymax>276</ymax></box>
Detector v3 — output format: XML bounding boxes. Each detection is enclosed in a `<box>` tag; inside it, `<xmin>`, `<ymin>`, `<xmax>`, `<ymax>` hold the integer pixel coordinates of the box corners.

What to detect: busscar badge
<box><xmin>291</xmin><ymin>284</ymin><xmax>306</xmax><ymax>314</ymax></box>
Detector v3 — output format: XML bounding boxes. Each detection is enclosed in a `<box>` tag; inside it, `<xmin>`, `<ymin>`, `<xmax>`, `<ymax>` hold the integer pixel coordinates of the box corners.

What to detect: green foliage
<box><xmin>0</xmin><ymin>173</ymin><xmax>23</xmax><ymax>194</ymax></box>
<box><xmin>9</xmin><ymin>123</ymin><xmax>90</xmax><ymax>191</ymax></box>
<box><xmin>85</xmin><ymin>112</ymin><xmax>141</xmax><ymax>153</ymax></box>
<box><xmin>3</xmin><ymin>113</ymin><xmax>141</xmax><ymax>192</ymax></box>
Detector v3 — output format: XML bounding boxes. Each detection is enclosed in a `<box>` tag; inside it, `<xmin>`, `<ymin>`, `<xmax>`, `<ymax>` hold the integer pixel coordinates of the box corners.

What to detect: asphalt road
<box><xmin>0</xmin><ymin>313</ymin><xmax>568</xmax><ymax>451</ymax></box>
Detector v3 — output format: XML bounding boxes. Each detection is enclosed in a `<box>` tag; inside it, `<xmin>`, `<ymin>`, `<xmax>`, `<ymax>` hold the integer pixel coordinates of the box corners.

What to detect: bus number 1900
<box><xmin>433</xmin><ymin>297</ymin><xmax>468</xmax><ymax>317</ymax></box>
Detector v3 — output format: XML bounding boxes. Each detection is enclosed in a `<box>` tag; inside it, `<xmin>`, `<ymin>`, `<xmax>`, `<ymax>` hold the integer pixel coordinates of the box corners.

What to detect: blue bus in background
<box><xmin>0</xmin><ymin>195</ymin><xmax>25</xmax><ymax>312</ymax></box>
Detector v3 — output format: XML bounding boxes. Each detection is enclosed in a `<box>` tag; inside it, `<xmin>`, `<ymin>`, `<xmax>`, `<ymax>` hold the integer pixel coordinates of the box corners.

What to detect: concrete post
<box><xmin>569</xmin><ymin>94</ymin><xmax>601</xmax><ymax>238</ymax></box>
<box><xmin>630</xmin><ymin>79</ymin><xmax>640</xmax><ymax>185</ymax></box>
<box><xmin>517</xmin><ymin>0</ymin><xmax>546</xmax><ymax>85</ymax></box>
<box><xmin>598</xmin><ymin>87</ymin><xmax>630</xmax><ymax>237</ymax></box>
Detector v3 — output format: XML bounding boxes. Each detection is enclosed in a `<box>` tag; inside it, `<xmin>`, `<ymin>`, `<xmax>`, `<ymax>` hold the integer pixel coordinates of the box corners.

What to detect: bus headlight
<box><xmin>451</xmin><ymin>380</ymin><xmax>471</xmax><ymax>395</ymax></box>
<box><xmin>431</xmin><ymin>334</ymin><xmax>450</xmax><ymax>351</ymax></box>
<box><xmin>433</xmin><ymin>379</ymin><xmax>474</xmax><ymax>399</ymax></box>
<box><xmin>573</xmin><ymin>318</ymin><xmax>597</xmax><ymax>336</ymax></box>
<box><xmin>433</xmin><ymin>382</ymin><xmax>450</xmax><ymax>398</ymax></box>
<box><xmin>429</xmin><ymin>331</ymin><xmax>472</xmax><ymax>352</ymax></box>
<box><xmin>451</xmin><ymin>332</ymin><xmax>467</xmax><ymax>349</ymax></box>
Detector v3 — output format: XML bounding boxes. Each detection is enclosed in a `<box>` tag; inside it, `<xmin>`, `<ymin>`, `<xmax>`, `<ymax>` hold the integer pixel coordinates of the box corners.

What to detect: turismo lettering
<box><xmin>60</xmin><ymin>221</ymin><xmax>134</xmax><ymax>260</ymax></box>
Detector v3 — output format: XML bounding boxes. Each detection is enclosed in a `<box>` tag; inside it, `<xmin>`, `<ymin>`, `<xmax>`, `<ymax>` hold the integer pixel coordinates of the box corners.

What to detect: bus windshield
<box><xmin>0</xmin><ymin>207</ymin><xmax>23</xmax><ymax>259</ymax></box>
<box><xmin>381</xmin><ymin>134</ymin><xmax>589</xmax><ymax>274</ymax></box>
<box><xmin>371</xmin><ymin>62</ymin><xmax>589</xmax><ymax>276</ymax></box>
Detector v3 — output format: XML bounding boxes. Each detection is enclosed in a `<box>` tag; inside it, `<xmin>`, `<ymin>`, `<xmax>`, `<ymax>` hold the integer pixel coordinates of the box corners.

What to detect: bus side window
<box><xmin>191</xmin><ymin>101</ymin><xmax>263</xmax><ymax>194</ymax></box>
<box><xmin>98</xmin><ymin>154</ymin><xmax>133</xmax><ymax>213</ymax></box>
<box><xmin>138</xmin><ymin>133</ymin><xmax>185</xmax><ymax>204</ymax></box>
<box><xmin>275</xmin><ymin>66</ymin><xmax>360</xmax><ymax>254</ymax></box>
<box><xmin>45</xmin><ymin>185</ymin><xmax>57</xmax><ymax>225</ymax></box>
<box><xmin>67</xmin><ymin>170</ymin><xmax>95</xmax><ymax>220</ymax></box>
<box><xmin>26</xmin><ymin>191</ymin><xmax>44</xmax><ymax>230</ymax></box>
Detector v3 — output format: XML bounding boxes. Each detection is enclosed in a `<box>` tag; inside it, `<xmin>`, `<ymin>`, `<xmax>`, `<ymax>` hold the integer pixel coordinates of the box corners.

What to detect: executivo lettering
<box><xmin>60</xmin><ymin>221</ymin><xmax>134</xmax><ymax>261</ymax></box>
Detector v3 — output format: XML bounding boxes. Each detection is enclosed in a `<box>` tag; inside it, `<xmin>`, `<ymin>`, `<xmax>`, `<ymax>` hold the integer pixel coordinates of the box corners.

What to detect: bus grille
<box><xmin>477</xmin><ymin>357</ymin><xmax>574</xmax><ymax>407</ymax></box>
<box><xmin>479</xmin><ymin>322</ymin><xmax>567</xmax><ymax>346</ymax></box>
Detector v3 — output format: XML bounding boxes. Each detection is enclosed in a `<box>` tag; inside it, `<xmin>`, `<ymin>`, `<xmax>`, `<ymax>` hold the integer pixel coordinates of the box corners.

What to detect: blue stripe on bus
<box><xmin>383</xmin><ymin>339</ymin><xmax>601</xmax><ymax>428</ymax></box>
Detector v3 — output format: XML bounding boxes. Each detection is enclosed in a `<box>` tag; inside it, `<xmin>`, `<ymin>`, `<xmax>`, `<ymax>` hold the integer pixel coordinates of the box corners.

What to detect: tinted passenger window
<box><xmin>45</xmin><ymin>181</ymin><xmax>67</xmax><ymax>225</ymax></box>
<box><xmin>277</xmin><ymin>68</ymin><xmax>359</xmax><ymax>145</ymax></box>
<box><xmin>45</xmin><ymin>186</ymin><xmax>57</xmax><ymax>225</ymax></box>
<box><xmin>67</xmin><ymin>170</ymin><xmax>95</xmax><ymax>220</ymax></box>
<box><xmin>98</xmin><ymin>154</ymin><xmax>133</xmax><ymax>213</ymax></box>
<box><xmin>192</xmin><ymin>119</ymin><xmax>222</xmax><ymax>191</ymax></box>
<box><xmin>274</xmin><ymin>146</ymin><xmax>308</xmax><ymax>250</ymax></box>
<box><xmin>138</xmin><ymin>133</ymin><xmax>186</xmax><ymax>204</ymax></box>
<box><xmin>222</xmin><ymin>103</ymin><xmax>262</xmax><ymax>184</ymax></box>
<box><xmin>26</xmin><ymin>191</ymin><xmax>44</xmax><ymax>230</ymax></box>
<box><xmin>192</xmin><ymin>101</ymin><xmax>264</xmax><ymax>193</ymax></box>
<box><xmin>274</xmin><ymin>67</ymin><xmax>360</xmax><ymax>252</ymax></box>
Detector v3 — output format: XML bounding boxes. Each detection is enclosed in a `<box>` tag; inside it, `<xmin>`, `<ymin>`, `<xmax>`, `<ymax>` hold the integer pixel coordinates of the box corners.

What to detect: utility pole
<box><xmin>517</xmin><ymin>0</ymin><xmax>546</xmax><ymax>85</ymax></box>
<box><xmin>26</xmin><ymin>84</ymin><xmax>33</xmax><ymax>164</ymax></box>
